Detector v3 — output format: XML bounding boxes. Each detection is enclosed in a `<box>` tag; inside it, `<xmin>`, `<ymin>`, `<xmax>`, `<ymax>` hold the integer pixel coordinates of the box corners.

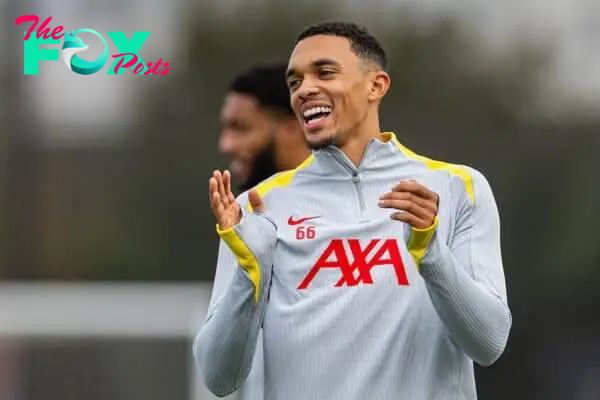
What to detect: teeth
<box><xmin>307</xmin><ymin>115</ymin><xmax>326</xmax><ymax>124</ymax></box>
<box><xmin>303</xmin><ymin>106</ymin><xmax>332</xmax><ymax>118</ymax></box>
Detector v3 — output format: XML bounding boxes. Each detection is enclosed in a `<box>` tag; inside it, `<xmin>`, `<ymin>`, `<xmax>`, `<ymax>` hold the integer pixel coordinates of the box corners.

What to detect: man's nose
<box><xmin>218</xmin><ymin>131</ymin><xmax>236</xmax><ymax>155</ymax></box>
<box><xmin>297</xmin><ymin>78</ymin><xmax>320</xmax><ymax>101</ymax></box>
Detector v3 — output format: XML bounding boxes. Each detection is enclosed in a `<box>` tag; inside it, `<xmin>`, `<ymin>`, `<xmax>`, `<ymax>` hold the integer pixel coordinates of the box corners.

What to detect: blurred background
<box><xmin>2</xmin><ymin>0</ymin><xmax>600</xmax><ymax>399</ymax></box>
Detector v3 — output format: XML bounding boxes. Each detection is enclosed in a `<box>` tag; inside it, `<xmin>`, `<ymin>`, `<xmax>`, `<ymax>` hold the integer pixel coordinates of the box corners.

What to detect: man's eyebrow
<box><xmin>285</xmin><ymin>67</ymin><xmax>296</xmax><ymax>80</ymax></box>
<box><xmin>312</xmin><ymin>58</ymin><xmax>339</xmax><ymax>68</ymax></box>
<box><xmin>286</xmin><ymin>58</ymin><xmax>341</xmax><ymax>79</ymax></box>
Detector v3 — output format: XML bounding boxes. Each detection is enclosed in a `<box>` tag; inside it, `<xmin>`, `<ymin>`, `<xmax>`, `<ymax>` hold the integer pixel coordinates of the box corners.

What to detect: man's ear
<box><xmin>368</xmin><ymin>70</ymin><xmax>391</xmax><ymax>102</ymax></box>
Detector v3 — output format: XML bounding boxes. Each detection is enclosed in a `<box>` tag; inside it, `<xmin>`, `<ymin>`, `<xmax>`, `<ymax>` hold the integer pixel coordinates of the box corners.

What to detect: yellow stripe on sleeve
<box><xmin>216</xmin><ymin>223</ymin><xmax>262</xmax><ymax>303</ymax></box>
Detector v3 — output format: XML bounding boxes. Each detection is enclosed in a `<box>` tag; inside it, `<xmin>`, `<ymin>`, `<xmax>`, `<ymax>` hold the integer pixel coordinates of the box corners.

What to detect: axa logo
<box><xmin>15</xmin><ymin>15</ymin><xmax>171</xmax><ymax>76</ymax></box>
<box><xmin>297</xmin><ymin>238</ymin><xmax>409</xmax><ymax>289</ymax></box>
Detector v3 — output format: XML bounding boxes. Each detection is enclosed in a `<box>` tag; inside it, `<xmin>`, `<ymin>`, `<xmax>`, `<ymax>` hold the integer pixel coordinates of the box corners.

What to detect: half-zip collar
<box><xmin>311</xmin><ymin>132</ymin><xmax>401</xmax><ymax>215</ymax></box>
<box><xmin>313</xmin><ymin>132</ymin><xmax>400</xmax><ymax>176</ymax></box>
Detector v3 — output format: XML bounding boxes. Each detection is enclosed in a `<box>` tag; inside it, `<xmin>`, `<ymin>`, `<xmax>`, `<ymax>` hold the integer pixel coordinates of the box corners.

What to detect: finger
<box><xmin>213</xmin><ymin>170</ymin><xmax>230</xmax><ymax>208</ymax></box>
<box><xmin>392</xmin><ymin>180</ymin><xmax>431</xmax><ymax>198</ymax></box>
<box><xmin>390</xmin><ymin>182</ymin><xmax>438</xmax><ymax>213</ymax></box>
<box><xmin>209</xmin><ymin>177</ymin><xmax>218</xmax><ymax>203</ymax></box>
<box><xmin>379</xmin><ymin>198</ymin><xmax>434</xmax><ymax>222</ymax></box>
<box><xmin>391</xmin><ymin>211</ymin><xmax>430</xmax><ymax>229</ymax></box>
<box><xmin>379</xmin><ymin>191</ymin><xmax>437</xmax><ymax>214</ymax></box>
<box><xmin>392</xmin><ymin>180</ymin><xmax>438</xmax><ymax>202</ymax></box>
<box><xmin>209</xmin><ymin>176</ymin><xmax>227</xmax><ymax>213</ymax></box>
<box><xmin>211</xmin><ymin>190</ymin><xmax>225</xmax><ymax>218</ymax></box>
<box><xmin>248</xmin><ymin>189</ymin><xmax>265</xmax><ymax>213</ymax></box>
<box><xmin>223</xmin><ymin>170</ymin><xmax>236</xmax><ymax>204</ymax></box>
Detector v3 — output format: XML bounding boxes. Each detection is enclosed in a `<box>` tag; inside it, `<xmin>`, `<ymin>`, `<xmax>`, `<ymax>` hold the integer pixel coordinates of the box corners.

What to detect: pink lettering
<box><xmin>133</xmin><ymin>62</ymin><xmax>145</xmax><ymax>74</ymax></box>
<box><xmin>143</xmin><ymin>63</ymin><xmax>153</xmax><ymax>75</ymax></box>
<box><xmin>36</xmin><ymin>16</ymin><xmax>52</xmax><ymax>39</ymax></box>
<box><xmin>112</xmin><ymin>53</ymin><xmax>171</xmax><ymax>75</ymax></box>
<box><xmin>112</xmin><ymin>53</ymin><xmax>139</xmax><ymax>74</ymax></box>
<box><xmin>15</xmin><ymin>15</ymin><xmax>63</xmax><ymax>40</ymax></box>
<box><xmin>150</xmin><ymin>58</ymin><xmax>165</xmax><ymax>75</ymax></box>
<box><xmin>160</xmin><ymin>64</ymin><xmax>172</xmax><ymax>75</ymax></box>
<box><xmin>51</xmin><ymin>25</ymin><xmax>64</xmax><ymax>40</ymax></box>
<box><xmin>151</xmin><ymin>58</ymin><xmax>172</xmax><ymax>75</ymax></box>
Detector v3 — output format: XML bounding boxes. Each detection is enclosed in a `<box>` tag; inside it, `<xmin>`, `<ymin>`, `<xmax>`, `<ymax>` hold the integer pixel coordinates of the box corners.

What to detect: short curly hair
<box><xmin>228</xmin><ymin>61</ymin><xmax>294</xmax><ymax>117</ymax></box>
<box><xmin>296</xmin><ymin>21</ymin><xmax>387</xmax><ymax>71</ymax></box>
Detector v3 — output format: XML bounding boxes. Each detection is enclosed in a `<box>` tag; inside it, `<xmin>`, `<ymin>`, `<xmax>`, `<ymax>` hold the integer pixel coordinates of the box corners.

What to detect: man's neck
<box><xmin>275</xmin><ymin>132</ymin><xmax>312</xmax><ymax>172</ymax></box>
<box><xmin>338</xmin><ymin>128</ymin><xmax>383</xmax><ymax>167</ymax></box>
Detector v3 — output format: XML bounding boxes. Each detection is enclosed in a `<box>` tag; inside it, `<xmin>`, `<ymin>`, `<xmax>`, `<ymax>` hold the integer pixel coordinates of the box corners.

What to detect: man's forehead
<box><xmin>288</xmin><ymin>35</ymin><xmax>356</xmax><ymax>71</ymax></box>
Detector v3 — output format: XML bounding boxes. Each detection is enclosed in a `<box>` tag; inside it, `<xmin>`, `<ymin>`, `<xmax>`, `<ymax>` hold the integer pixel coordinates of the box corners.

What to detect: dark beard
<box><xmin>305</xmin><ymin>134</ymin><xmax>336</xmax><ymax>151</ymax></box>
<box><xmin>239</xmin><ymin>139</ymin><xmax>278</xmax><ymax>192</ymax></box>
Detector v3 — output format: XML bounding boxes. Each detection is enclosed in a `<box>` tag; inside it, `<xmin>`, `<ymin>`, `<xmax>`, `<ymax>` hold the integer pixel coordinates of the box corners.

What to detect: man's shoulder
<box><xmin>392</xmin><ymin>139</ymin><xmax>478</xmax><ymax>200</ymax></box>
<box><xmin>398</xmin><ymin>153</ymin><xmax>480</xmax><ymax>205</ymax></box>
<box><xmin>426</xmin><ymin>163</ymin><xmax>495</xmax><ymax>219</ymax></box>
<box><xmin>445</xmin><ymin>164</ymin><xmax>493</xmax><ymax>204</ymax></box>
<box><xmin>402</xmin><ymin>155</ymin><xmax>491</xmax><ymax>207</ymax></box>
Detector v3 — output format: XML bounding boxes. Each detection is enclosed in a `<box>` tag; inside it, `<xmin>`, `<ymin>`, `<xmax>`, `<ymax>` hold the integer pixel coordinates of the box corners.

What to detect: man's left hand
<box><xmin>378</xmin><ymin>180</ymin><xmax>439</xmax><ymax>229</ymax></box>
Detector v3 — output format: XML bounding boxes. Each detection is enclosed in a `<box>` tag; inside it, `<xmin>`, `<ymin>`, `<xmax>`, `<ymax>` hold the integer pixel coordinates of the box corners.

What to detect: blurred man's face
<box><xmin>219</xmin><ymin>92</ymin><xmax>274</xmax><ymax>185</ymax></box>
<box><xmin>286</xmin><ymin>35</ymin><xmax>373</xmax><ymax>150</ymax></box>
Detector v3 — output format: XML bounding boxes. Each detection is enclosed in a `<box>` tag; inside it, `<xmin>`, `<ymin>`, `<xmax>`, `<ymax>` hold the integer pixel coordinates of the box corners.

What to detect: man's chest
<box><xmin>267</xmin><ymin>175</ymin><xmax>451</xmax><ymax>293</ymax></box>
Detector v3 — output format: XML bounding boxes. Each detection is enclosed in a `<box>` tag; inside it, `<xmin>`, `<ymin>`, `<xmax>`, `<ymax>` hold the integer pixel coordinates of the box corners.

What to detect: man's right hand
<box><xmin>209</xmin><ymin>170</ymin><xmax>265</xmax><ymax>230</ymax></box>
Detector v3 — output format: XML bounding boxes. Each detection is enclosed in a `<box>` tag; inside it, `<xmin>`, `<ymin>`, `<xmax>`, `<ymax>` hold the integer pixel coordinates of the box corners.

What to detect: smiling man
<box><xmin>195</xmin><ymin>21</ymin><xmax>512</xmax><ymax>400</ymax></box>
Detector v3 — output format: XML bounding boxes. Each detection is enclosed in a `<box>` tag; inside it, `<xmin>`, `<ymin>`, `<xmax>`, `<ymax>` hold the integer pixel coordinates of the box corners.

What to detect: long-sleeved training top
<box><xmin>194</xmin><ymin>132</ymin><xmax>512</xmax><ymax>400</ymax></box>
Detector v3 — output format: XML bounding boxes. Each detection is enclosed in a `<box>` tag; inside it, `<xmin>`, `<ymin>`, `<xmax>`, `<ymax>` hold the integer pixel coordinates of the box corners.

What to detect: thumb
<box><xmin>248</xmin><ymin>189</ymin><xmax>265</xmax><ymax>213</ymax></box>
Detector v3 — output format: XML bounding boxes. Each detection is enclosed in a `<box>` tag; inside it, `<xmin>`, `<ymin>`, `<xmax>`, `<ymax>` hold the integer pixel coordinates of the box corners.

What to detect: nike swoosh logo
<box><xmin>288</xmin><ymin>216</ymin><xmax>321</xmax><ymax>225</ymax></box>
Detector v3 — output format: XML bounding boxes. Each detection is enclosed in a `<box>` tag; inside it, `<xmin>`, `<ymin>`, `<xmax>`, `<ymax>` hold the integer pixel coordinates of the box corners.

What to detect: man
<box><xmin>219</xmin><ymin>62</ymin><xmax>310</xmax><ymax>192</ymax></box>
<box><xmin>217</xmin><ymin>62</ymin><xmax>310</xmax><ymax>399</ymax></box>
<box><xmin>195</xmin><ymin>21</ymin><xmax>512</xmax><ymax>400</ymax></box>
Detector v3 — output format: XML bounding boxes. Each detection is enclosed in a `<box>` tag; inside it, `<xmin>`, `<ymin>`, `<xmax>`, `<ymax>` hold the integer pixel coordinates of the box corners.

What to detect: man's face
<box><xmin>218</xmin><ymin>92</ymin><xmax>274</xmax><ymax>184</ymax></box>
<box><xmin>286</xmin><ymin>35</ymin><xmax>373</xmax><ymax>150</ymax></box>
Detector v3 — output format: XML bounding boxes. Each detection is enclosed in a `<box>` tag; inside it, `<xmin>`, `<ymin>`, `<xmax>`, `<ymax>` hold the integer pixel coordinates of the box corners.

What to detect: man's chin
<box><xmin>305</xmin><ymin>131</ymin><xmax>336</xmax><ymax>150</ymax></box>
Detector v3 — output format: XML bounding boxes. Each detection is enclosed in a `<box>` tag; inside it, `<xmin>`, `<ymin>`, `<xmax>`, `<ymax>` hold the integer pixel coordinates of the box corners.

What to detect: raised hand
<box><xmin>209</xmin><ymin>170</ymin><xmax>240</xmax><ymax>230</ymax></box>
<box><xmin>209</xmin><ymin>170</ymin><xmax>265</xmax><ymax>230</ymax></box>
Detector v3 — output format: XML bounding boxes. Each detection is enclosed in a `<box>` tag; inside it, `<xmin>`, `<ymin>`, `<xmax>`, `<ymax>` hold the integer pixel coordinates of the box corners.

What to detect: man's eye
<box><xmin>288</xmin><ymin>78</ymin><xmax>301</xmax><ymax>88</ymax></box>
<box><xmin>319</xmin><ymin>70</ymin><xmax>335</xmax><ymax>77</ymax></box>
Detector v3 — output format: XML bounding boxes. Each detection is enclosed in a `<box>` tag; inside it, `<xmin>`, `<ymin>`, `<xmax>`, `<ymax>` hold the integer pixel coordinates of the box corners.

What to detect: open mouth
<box><xmin>302</xmin><ymin>106</ymin><xmax>332</xmax><ymax>129</ymax></box>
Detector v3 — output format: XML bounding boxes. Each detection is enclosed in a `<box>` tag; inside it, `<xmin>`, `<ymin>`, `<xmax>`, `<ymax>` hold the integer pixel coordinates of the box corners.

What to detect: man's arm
<box><xmin>193</xmin><ymin>203</ymin><xmax>276</xmax><ymax>397</ymax></box>
<box><xmin>411</xmin><ymin>169</ymin><xmax>512</xmax><ymax>366</ymax></box>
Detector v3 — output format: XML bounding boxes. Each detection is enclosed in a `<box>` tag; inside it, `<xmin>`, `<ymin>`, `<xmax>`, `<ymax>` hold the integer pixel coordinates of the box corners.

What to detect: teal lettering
<box><xmin>23</xmin><ymin>31</ymin><xmax>59</xmax><ymax>74</ymax></box>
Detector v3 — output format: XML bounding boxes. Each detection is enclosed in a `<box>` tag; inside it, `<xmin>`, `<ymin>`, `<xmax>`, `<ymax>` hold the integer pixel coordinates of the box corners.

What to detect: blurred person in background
<box><xmin>219</xmin><ymin>62</ymin><xmax>310</xmax><ymax>192</ymax></box>
<box><xmin>217</xmin><ymin>61</ymin><xmax>310</xmax><ymax>400</ymax></box>
<box><xmin>197</xmin><ymin>21</ymin><xmax>511</xmax><ymax>399</ymax></box>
